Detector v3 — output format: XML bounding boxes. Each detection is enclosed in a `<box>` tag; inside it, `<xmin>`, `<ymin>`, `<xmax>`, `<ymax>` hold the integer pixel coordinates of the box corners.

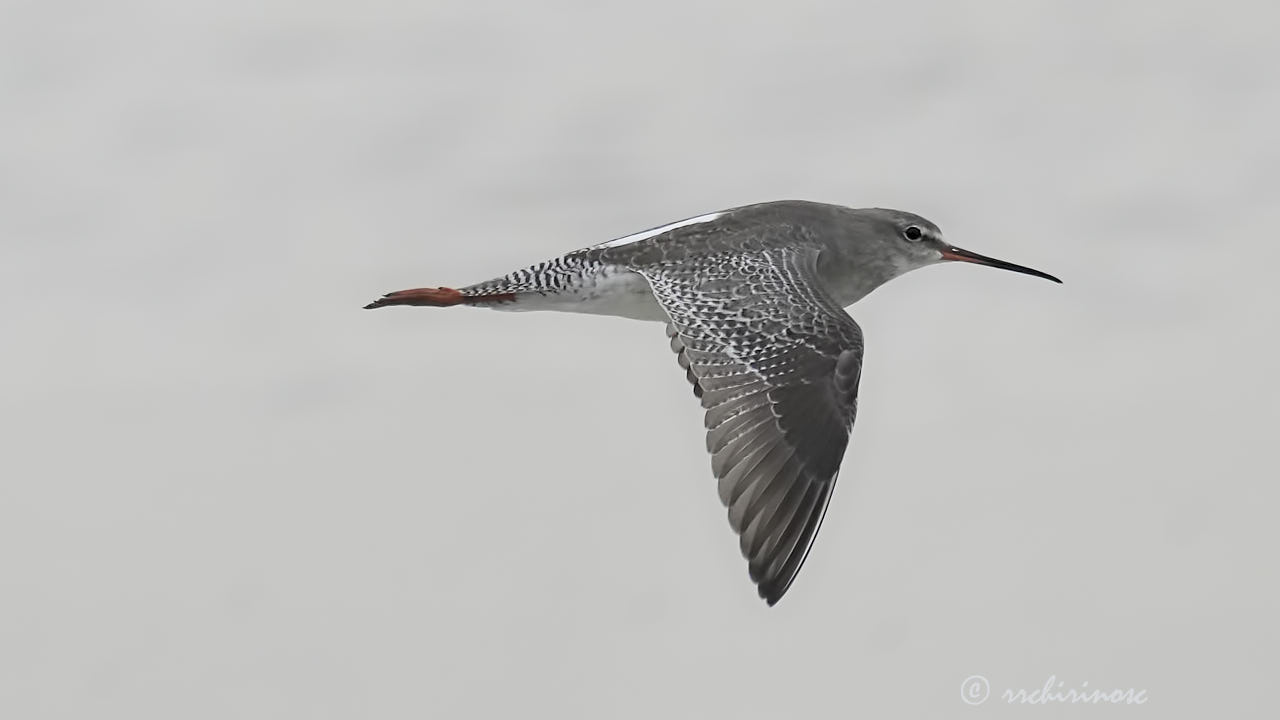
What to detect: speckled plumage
<box><xmin>366</xmin><ymin>199</ymin><xmax>1061</xmax><ymax>605</ymax></box>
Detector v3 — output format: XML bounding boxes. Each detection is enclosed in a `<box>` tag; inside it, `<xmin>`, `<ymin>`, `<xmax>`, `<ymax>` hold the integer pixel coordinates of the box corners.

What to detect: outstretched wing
<box><xmin>635</xmin><ymin>245</ymin><xmax>865</xmax><ymax>605</ymax></box>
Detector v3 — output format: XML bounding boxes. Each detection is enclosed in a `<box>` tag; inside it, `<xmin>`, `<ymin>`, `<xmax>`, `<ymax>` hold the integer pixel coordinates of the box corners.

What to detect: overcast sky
<box><xmin>2</xmin><ymin>1</ymin><xmax>1278</xmax><ymax>717</ymax></box>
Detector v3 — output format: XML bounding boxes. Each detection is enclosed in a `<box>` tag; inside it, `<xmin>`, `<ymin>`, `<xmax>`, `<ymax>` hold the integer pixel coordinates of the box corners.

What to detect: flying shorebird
<box><xmin>364</xmin><ymin>200</ymin><xmax>1061</xmax><ymax>605</ymax></box>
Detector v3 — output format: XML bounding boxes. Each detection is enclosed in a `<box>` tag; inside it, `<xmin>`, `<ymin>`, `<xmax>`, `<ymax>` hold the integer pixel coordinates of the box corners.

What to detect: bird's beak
<box><xmin>939</xmin><ymin>246</ymin><xmax>1062</xmax><ymax>284</ymax></box>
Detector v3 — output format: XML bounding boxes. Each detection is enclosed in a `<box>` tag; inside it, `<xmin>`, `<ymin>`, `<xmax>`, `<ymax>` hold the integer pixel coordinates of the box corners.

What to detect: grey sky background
<box><xmin>3</xmin><ymin>1</ymin><xmax>1278</xmax><ymax>717</ymax></box>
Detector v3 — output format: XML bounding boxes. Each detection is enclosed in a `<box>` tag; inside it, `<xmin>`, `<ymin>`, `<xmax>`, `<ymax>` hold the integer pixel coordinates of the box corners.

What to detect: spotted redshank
<box><xmin>365</xmin><ymin>200</ymin><xmax>1061</xmax><ymax>605</ymax></box>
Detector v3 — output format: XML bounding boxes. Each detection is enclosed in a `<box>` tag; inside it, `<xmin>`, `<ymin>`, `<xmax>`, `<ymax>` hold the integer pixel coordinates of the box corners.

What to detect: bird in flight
<box><xmin>365</xmin><ymin>200</ymin><xmax>1061</xmax><ymax>605</ymax></box>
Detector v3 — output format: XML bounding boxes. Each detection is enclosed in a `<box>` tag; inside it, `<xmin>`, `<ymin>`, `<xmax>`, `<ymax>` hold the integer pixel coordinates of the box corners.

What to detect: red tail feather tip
<box><xmin>363</xmin><ymin>287</ymin><xmax>465</xmax><ymax>309</ymax></box>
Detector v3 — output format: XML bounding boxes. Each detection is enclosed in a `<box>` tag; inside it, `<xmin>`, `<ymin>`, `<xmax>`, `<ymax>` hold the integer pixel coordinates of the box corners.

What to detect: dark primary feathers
<box><xmin>629</xmin><ymin>241</ymin><xmax>864</xmax><ymax>605</ymax></box>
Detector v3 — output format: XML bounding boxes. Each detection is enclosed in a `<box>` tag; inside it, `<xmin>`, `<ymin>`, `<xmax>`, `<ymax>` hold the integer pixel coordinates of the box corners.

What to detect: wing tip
<box><xmin>755</xmin><ymin>566</ymin><xmax>801</xmax><ymax>607</ymax></box>
<box><xmin>749</xmin><ymin>473</ymin><xmax>842</xmax><ymax>608</ymax></box>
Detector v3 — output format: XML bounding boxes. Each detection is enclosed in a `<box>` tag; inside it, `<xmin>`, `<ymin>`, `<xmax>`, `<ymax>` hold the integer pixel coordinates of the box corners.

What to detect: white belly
<box><xmin>490</xmin><ymin>265</ymin><xmax>668</xmax><ymax>322</ymax></box>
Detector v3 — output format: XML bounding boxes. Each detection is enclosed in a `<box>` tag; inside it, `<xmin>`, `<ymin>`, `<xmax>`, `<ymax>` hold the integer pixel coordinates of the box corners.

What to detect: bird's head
<box><xmin>825</xmin><ymin>207</ymin><xmax>1062</xmax><ymax>302</ymax></box>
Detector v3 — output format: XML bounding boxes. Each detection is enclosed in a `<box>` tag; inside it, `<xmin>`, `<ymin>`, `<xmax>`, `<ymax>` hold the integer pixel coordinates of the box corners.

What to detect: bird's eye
<box><xmin>903</xmin><ymin>225</ymin><xmax>924</xmax><ymax>242</ymax></box>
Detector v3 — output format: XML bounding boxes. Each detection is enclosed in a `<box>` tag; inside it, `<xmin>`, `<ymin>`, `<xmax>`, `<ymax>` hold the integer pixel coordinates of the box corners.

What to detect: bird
<box><xmin>364</xmin><ymin>200</ymin><xmax>1061</xmax><ymax>605</ymax></box>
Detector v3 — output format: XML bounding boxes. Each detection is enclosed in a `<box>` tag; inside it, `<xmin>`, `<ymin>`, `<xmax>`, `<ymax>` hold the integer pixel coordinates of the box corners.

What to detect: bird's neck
<box><xmin>820</xmin><ymin>253</ymin><xmax>911</xmax><ymax>307</ymax></box>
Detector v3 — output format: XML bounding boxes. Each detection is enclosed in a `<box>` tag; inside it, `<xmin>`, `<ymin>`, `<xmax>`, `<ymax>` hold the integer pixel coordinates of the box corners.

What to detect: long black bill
<box><xmin>940</xmin><ymin>246</ymin><xmax>1062</xmax><ymax>284</ymax></box>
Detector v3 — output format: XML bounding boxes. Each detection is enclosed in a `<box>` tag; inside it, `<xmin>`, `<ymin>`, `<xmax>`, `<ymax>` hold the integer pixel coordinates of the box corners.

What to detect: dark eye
<box><xmin>903</xmin><ymin>225</ymin><xmax>923</xmax><ymax>241</ymax></box>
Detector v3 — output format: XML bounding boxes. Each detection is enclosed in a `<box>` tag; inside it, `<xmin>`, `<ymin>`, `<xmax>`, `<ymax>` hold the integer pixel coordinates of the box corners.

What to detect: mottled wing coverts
<box><xmin>605</xmin><ymin>220</ymin><xmax>865</xmax><ymax>604</ymax></box>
